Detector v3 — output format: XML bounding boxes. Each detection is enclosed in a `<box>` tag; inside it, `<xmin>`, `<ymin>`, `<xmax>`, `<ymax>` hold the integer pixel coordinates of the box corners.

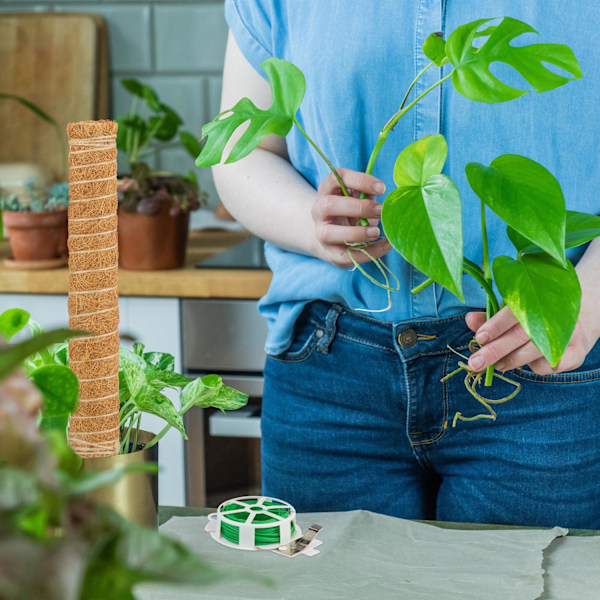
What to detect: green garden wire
<box><xmin>218</xmin><ymin>499</ymin><xmax>297</xmax><ymax>547</ymax></box>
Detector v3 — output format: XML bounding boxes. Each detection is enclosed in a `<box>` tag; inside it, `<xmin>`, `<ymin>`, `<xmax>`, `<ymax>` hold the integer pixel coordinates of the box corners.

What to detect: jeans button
<box><xmin>398</xmin><ymin>329</ymin><xmax>417</xmax><ymax>348</ymax></box>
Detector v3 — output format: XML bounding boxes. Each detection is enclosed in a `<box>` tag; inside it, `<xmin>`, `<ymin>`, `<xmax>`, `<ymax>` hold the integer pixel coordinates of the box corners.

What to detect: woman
<box><xmin>212</xmin><ymin>0</ymin><xmax>600</xmax><ymax>528</ymax></box>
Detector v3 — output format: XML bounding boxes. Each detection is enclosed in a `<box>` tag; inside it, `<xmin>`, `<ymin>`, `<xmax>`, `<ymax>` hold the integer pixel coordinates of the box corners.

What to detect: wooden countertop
<box><xmin>0</xmin><ymin>230</ymin><xmax>272</xmax><ymax>299</ymax></box>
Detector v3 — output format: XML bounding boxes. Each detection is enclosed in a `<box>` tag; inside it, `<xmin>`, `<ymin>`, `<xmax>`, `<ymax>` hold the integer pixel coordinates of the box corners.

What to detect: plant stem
<box><xmin>363</xmin><ymin>71</ymin><xmax>453</xmax><ymax>179</ymax></box>
<box><xmin>293</xmin><ymin>118</ymin><xmax>350</xmax><ymax>197</ymax></box>
<box><xmin>462</xmin><ymin>258</ymin><xmax>500</xmax><ymax>314</ymax></box>
<box><xmin>133</xmin><ymin>413</ymin><xmax>141</xmax><ymax>449</ymax></box>
<box><xmin>144</xmin><ymin>400</ymin><xmax>192</xmax><ymax>451</ymax></box>
<box><xmin>120</xmin><ymin>413</ymin><xmax>137</xmax><ymax>454</ymax></box>
<box><xmin>411</xmin><ymin>278</ymin><xmax>435</xmax><ymax>295</ymax></box>
<box><xmin>480</xmin><ymin>200</ymin><xmax>495</xmax><ymax>386</ymax></box>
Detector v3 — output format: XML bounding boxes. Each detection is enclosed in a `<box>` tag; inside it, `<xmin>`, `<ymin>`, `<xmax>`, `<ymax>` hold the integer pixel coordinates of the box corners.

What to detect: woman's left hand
<box><xmin>465</xmin><ymin>308</ymin><xmax>597</xmax><ymax>375</ymax></box>
<box><xmin>465</xmin><ymin>239</ymin><xmax>600</xmax><ymax>375</ymax></box>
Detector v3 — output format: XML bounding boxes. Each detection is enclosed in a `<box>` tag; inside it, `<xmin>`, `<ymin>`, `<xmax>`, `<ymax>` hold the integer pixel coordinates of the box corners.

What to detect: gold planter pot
<box><xmin>81</xmin><ymin>430</ymin><xmax>159</xmax><ymax>528</ymax></box>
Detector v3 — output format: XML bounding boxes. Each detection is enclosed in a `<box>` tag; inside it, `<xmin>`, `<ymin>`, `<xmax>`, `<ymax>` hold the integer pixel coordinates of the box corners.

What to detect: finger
<box><xmin>474</xmin><ymin>306</ymin><xmax>519</xmax><ymax>346</ymax></box>
<box><xmin>319</xmin><ymin>169</ymin><xmax>386</xmax><ymax>197</ymax></box>
<box><xmin>315</xmin><ymin>195</ymin><xmax>382</xmax><ymax>221</ymax></box>
<box><xmin>465</xmin><ymin>311</ymin><xmax>486</xmax><ymax>333</ymax></box>
<box><xmin>317</xmin><ymin>222</ymin><xmax>382</xmax><ymax>246</ymax></box>
<box><xmin>329</xmin><ymin>238</ymin><xmax>392</xmax><ymax>268</ymax></box>
<box><xmin>468</xmin><ymin>323</ymin><xmax>531</xmax><ymax>371</ymax></box>
<box><xmin>494</xmin><ymin>341</ymin><xmax>543</xmax><ymax>372</ymax></box>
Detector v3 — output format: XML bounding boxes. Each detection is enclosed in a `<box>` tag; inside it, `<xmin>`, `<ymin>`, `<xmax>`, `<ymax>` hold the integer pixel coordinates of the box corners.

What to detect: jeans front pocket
<box><xmin>266</xmin><ymin>313</ymin><xmax>321</xmax><ymax>364</ymax></box>
<box><xmin>512</xmin><ymin>339</ymin><xmax>600</xmax><ymax>384</ymax></box>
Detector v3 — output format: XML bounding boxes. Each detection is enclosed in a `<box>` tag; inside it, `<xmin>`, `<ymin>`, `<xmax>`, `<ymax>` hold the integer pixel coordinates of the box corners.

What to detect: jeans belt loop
<box><xmin>317</xmin><ymin>303</ymin><xmax>342</xmax><ymax>353</ymax></box>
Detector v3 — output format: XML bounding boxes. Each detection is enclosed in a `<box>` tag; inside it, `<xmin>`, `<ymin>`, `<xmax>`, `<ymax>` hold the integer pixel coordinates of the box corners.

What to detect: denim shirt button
<box><xmin>315</xmin><ymin>329</ymin><xmax>325</xmax><ymax>338</ymax></box>
<box><xmin>398</xmin><ymin>329</ymin><xmax>417</xmax><ymax>348</ymax></box>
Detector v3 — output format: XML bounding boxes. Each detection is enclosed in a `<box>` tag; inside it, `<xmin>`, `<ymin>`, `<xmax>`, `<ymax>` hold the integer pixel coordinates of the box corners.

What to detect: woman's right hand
<box><xmin>310</xmin><ymin>169</ymin><xmax>392</xmax><ymax>268</ymax></box>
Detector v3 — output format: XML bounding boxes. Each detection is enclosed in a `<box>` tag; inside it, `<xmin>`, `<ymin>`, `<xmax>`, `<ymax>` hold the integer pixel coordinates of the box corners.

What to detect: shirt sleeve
<box><xmin>225</xmin><ymin>0</ymin><xmax>273</xmax><ymax>79</ymax></box>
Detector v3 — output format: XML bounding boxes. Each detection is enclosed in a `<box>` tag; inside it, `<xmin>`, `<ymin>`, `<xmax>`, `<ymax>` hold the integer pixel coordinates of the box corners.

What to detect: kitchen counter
<box><xmin>0</xmin><ymin>229</ymin><xmax>272</xmax><ymax>299</ymax></box>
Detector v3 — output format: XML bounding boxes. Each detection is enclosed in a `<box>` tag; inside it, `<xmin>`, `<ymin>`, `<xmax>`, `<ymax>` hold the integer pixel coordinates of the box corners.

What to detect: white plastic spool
<box><xmin>207</xmin><ymin>495</ymin><xmax>300</xmax><ymax>551</ymax></box>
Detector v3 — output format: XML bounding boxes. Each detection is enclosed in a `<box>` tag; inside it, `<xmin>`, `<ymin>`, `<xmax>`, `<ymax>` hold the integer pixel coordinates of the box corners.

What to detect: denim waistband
<box><xmin>301</xmin><ymin>300</ymin><xmax>481</xmax><ymax>361</ymax></box>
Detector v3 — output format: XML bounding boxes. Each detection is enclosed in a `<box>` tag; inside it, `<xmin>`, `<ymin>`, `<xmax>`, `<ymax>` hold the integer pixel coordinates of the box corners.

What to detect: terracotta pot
<box><xmin>3</xmin><ymin>210</ymin><xmax>67</xmax><ymax>261</ymax></box>
<box><xmin>118</xmin><ymin>203</ymin><xmax>190</xmax><ymax>270</ymax></box>
<box><xmin>81</xmin><ymin>430</ymin><xmax>159</xmax><ymax>528</ymax></box>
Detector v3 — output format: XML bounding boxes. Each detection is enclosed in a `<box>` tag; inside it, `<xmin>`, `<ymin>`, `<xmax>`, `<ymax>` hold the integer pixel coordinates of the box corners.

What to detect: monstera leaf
<box><xmin>196</xmin><ymin>57</ymin><xmax>305</xmax><ymax>166</ymax></box>
<box><xmin>508</xmin><ymin>210</ymin><xmax>600</xmax><ymax>255</ymax></box>
<box><xmin>382</xmin><ymin>135</ymin><xmax>464</xmax><ymax>301</ymax></box>
<box><xmin>466</xmin><ymin>155</ymin><xmax>567</xmax><ymax>266</ymax></box>
<box><xmin>446</xmin><ymin>17</ymin><xmax>582</xmax><ymax>103</ymax></box>
<box><xmin>423</xmin><ymin>32</ymin><xmax>448</xmax><ymax>67</ymax></box>
<box><xmin>493</xmin><ymin>254</ymin><xmax>581</xmax><ymax>367</ymax></box>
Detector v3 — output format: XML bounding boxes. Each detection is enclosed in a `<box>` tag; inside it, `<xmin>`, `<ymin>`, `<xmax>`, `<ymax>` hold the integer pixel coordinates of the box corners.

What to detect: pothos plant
<box><xmin>0</xmin><ymin>309</ymin><xmax>248</xmax><ymax>453</ymax></box>
<box><xmin>195</xmin><ymin>16</ymin><xmax>600</xmax><ymax>424</ymax></box>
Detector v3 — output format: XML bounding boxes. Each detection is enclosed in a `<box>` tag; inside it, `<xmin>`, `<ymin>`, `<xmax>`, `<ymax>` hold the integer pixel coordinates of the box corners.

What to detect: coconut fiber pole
<box><xmin>67</xmin><ymin>120</ymin><xmax>120</xmax><ymax>457</ymax></box>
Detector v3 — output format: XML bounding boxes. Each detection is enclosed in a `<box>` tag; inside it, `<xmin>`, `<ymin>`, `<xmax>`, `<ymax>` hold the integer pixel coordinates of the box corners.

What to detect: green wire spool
<box><xmin>208</xmin><ymin>496</ymin><xmax>299</xmax><ymax>551</ymax></box>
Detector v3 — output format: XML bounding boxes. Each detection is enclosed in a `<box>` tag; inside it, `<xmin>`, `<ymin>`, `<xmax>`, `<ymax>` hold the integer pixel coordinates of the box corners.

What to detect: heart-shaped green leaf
<box><xmin>181</xmin><ymin>374</ymin><xmax>248</xmax><ymax>413</ymax></box>
<box><xmin>493</xmin><ymin>254</ymin><xmax>581</xmax><ymax>366</ymax></box>
<box><xmin>32</xmin><ymin>364</ymin><xmax>79</xmax><ymax>432</ymax></box>
<box><xmin>382</xmin><ymin>135</ymin><xmax>464</xmax><ymax>301</ymax></box>
<box><xmin>0</xmin><ymin>308</ymin><xmax>30</xmax><ymax>341</ymax></box>
<box><xmin>196</xmin><ymin>57</ymin><xmax>305</xmax><ymax>166</ymax></box>
<box><xmin>136</xmin><ymin>388</ymin><xmax>187</xmax><ymax>438</ymax></box>
<box><xmin>423</xmin><ymin>33</ymin><xmax>448</xmax><ymax>67</ymax></box>
<box><xmin>466</xmin><ymin>155</ymin><xmax>566</xmax><ymax>265</ymax></box>
<box><xmin>508</xmin><ymin>210</ymin><xmax>600</xmax><ymax>255</ymax></box>
<box><xmin>446</xmin><ymin>17</ymin><xmax>582</xmax><ymax>103</ymax></box>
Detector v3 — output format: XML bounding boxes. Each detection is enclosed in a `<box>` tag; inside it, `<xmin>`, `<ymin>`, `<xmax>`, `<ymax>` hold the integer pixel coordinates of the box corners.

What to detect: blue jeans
<box><xmin>261</xmin><ymin>301</ymin><xmax>600</xmax><ymax>528</ymax></box>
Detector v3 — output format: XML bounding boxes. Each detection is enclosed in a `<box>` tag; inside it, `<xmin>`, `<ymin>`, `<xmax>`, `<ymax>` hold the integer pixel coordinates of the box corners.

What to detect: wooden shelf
<box><xmin>0</xmin><ymin>229</ymin><xmax>272</xmax><ymax>299</ymax></box>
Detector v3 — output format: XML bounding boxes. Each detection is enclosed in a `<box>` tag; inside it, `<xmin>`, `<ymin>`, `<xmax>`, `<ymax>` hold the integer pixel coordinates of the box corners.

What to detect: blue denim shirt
<box><xmin>225</xmin><ymin>0</ymin><xmax>599</xmax><ymax>355</ymax></box>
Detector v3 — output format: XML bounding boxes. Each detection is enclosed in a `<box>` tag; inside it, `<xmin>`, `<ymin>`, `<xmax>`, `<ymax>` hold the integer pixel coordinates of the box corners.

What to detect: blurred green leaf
<box><xmin>446</xmin><ymin>17</ymin><xmax>582</xmax><ymax>103</ymax></box>
<box><xmin>0</xmin><ymin>330</ymin><xmax>86</xmax><ymax>380</ymax></box>
<box><xmin>142</xmin><ymin>85</ymin><xmax>160</xmax><ymax>112</ymax></box>
<box><xmin>197</xmin><ymin>57</ymin><xmax>305</xmax><ymax>166</ymax></box>
<box><xmin>466</xmin><ymin>154</ymin><xmax>567</xmax><ymax>265</ymax></box>
<box><xmin>180</xmin><ymin>130</ymin><xmax>203</xmax><ymax>160</ymax></box>
<box><xmin>493</xmin><ymin>254</ymin><xmax>581</xmax><ymax>366</ymax></box>
<box><xmin>32</xmin><ymin>365</ymin><xmax>79</xmax><ymax>432</ymax></box>
<box><xmin>382</xmin><ymin>134</ymin><xmax>464</xmax><ymax>301</ymax></box>
<box><xmin>59</xmin><ymin>462</ymin><xmax>158</xmax><ymax>496</ymax></box>
<box><xmin>149</xmin><ymin>114</ymin><xmax>178</xmax><ymax>142</ymax></box>
<box><xmin>0</xmin><ymin>308</ymin><xmax>30</xmax><ymax>341</ymax></box>
<box><xmin>0</xmin><ymin>468</ymin><xmax>39</xmax><ymax>510</ymax></box>
<box><xmin>120</xmin><ymin>79</ymin><xmax>144</xmax><ymax>98</ymax></box>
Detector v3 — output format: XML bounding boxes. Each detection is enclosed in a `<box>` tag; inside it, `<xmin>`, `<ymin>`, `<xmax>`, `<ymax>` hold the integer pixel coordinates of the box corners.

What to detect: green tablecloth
<box><xmin>141</xmin><ymin>507</ymin><xmax>600</xmax><ymax>600</ymax></box>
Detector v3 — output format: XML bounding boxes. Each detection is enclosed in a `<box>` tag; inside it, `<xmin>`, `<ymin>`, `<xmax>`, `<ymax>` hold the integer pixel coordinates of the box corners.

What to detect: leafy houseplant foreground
<box><xmin>0</xmin><ymin>335</ymin><xmax>225</xmax><ymax>600</ymax></box>
<box><xmin>196</xmin><ymin>17</ymin><xmax>600</xmax><ymax>423</ymax></box>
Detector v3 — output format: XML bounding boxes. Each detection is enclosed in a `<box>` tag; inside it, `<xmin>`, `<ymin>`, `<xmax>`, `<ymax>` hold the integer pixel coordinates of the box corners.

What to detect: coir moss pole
<box><xmin>67</xmin><ymin>120</ymin><xmax>120</xmax><ymax>457</ymax></box>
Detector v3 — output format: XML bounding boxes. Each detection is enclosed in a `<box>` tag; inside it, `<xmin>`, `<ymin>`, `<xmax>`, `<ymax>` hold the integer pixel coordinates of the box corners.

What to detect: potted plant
<box><xmin>1</xmin><ymin>308</ymin><xmax>248</xmax><ymax>527</ymax></box>
<box><xmin>116</xmin><ymin>80</ymin><xmax>206</xmax><ymax>270</ymax></box>
<box><xmin>196</xmin><ymin>17</ymin><xmax>600</xmax><ymax>424</ymax></box>
<box><xmin>0</xmin><ymin>333</ymin><xmax>233</xmax><ymax>600</ymax></box>
<box><xmin>1</xmin><ymin>180</ymin><xmax>69</xmax><ymax>266</ymax></box>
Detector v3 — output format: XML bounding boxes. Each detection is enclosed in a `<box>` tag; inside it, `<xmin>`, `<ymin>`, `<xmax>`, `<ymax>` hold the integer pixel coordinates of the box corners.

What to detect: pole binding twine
<box><xmin>67</xmin><ymin>120</ymin><xmax>120</xmax><ymax>458</ymax></box>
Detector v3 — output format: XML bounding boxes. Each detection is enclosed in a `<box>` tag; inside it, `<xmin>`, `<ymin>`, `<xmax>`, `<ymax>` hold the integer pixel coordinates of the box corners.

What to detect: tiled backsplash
<box><xmin>1</xmin><ymin>0</ymin><xmax>228</xmax><ymax>213</ymax></box>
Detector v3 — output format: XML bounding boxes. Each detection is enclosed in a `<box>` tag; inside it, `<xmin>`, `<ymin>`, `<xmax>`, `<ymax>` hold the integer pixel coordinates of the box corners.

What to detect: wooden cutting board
<box><xmin>0</xmin><ymin>12</ymin><xmax>110</xmax><ymax>183</ymax></box>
